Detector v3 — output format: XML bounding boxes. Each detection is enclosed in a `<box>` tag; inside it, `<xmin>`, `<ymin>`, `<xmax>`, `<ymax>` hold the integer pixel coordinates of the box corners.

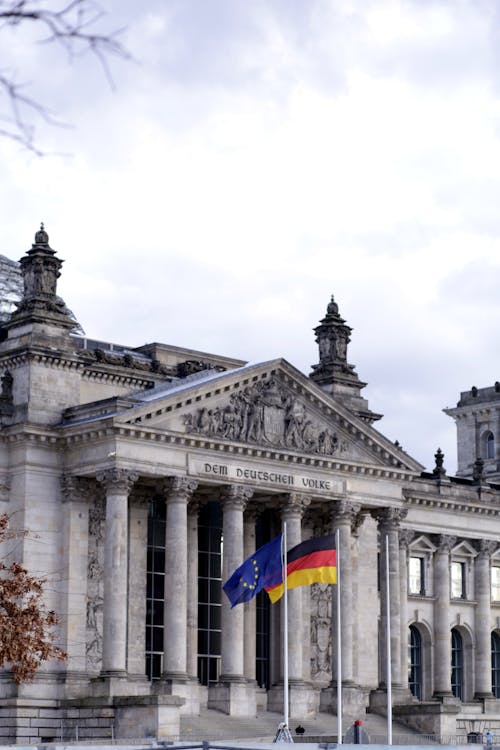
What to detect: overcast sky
<box><xmin>2</xmin><ymin>0</ymin><xmax>500</xmax><ymax>474</ymax></box>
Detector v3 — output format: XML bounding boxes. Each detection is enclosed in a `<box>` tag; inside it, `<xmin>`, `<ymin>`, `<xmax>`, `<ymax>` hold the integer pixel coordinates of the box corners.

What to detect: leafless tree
<box><xmin>0</xmin><ymin>513</ymin><xmax>66</xmax><ymax>683</ymax></box>
<box><xmin>0</xmin><ymin>0</ymin><xmax>130</xmax><ymax>153</ymax></box>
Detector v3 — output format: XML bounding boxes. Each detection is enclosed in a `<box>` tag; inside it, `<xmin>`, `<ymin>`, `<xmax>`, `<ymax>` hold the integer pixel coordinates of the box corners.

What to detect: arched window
<box><xmin>492</xmin><ymin>632</ymin><xmax>500</xmax><ymax>698</ymax></box>
<box><xmin>487</xmin><ymin>432</ymin><xmax>495</xmax><ymax>460</ymax></box>
<box><xmin>451</xmin><ymin>629</ymin><xmax>463</xmax><ymax>699</ymax></box>
<box><xmin>408</xmin><ymin>625</ymin><xmax>422</xmax><ymax>700</ymax></box>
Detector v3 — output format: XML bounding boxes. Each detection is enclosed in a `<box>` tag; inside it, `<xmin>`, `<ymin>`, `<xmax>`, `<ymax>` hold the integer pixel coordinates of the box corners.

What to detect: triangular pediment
<box><xmin>110</xmin><ymin>359</ymin><xmax>422</xmax><ymax>473</ymax></box>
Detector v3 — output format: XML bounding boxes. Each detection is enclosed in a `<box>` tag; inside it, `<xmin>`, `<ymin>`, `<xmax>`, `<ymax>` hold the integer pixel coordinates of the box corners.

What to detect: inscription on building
<box><xmin>189</xmin><ymin>458</ymin><xmax>343</xmax><ymax>494</ymax></box>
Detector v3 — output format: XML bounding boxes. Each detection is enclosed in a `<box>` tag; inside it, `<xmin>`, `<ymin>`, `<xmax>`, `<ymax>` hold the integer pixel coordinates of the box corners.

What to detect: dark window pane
<box><xmin>198</xmin><ymin>604</ymin><xmax>208</xmax><ymax>628</ymax></box>
<box><xmin>146</xmin><ymin>577</ymin><xmax>152</xmax><ymax>599</ymax></box>
<box><xmin>198</xmin><ymin>578</ymin><xmax>209</xmax><ymax>603</ymax></box>
<box><xmin>210</xmin><ymin>580</ymin><xmax>221</xmax><ymax>603</ymax></box>
<box><xmin>145</xmin><ymin>629</ymin><xmax>152</xmax><ymax>651</ymax></box>
<box><xmin>152</xmin><ymin>653</ymin><xmax>162</xmax><ymax>680</ymax></box>
<box><xmin>210</xmin><ymin>630</ymin><xmax>221</xmax><ymax>654</ymax></box>
<box><xmin>152</xmin><ymin>627</ymin><xmax>163</xmax><ymax>652</ymax></box>
<box><xmin>210</xmin><ymin>604</ymin><xmax>221</xmax><ymax>630</ymax></box>
<box><xmin>153</xmin><ymin>600</ymin><xmax>164</xmax><ymax>625</ymax></box>
<box><xmin>154</xmin><ymin>549</ymin><xmax>165</xmax><ymax>572</ymax></box>
<box><xmin>198</xmin><ymin>630</ymin><xmax>208</xmax><ymax>654</ymax></box>
<box><xmin>199</xmin><ymin>552</ymin><xmax>209</xmax><ymax>576</ymax></box>
<box><xmin>153</xmin><ymin>574</ymin><xmax>164</xmax><ymax>599</ymax></box>
<box><xmin>210</xmin><ymin>554</ymin><xmax>221</xmax><ymax>578</ymax></box>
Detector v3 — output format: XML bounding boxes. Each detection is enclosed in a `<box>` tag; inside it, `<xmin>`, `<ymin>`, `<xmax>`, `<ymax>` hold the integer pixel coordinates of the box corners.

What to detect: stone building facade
<box><xmin>0</xmin><ymin>226</ymin><xmax>499</xmax><ymax>741</ymax></box>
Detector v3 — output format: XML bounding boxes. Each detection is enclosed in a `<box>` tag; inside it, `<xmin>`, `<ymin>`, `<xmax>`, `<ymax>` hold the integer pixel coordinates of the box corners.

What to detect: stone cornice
<box><xmin>59</xmin><ymin>422</ymin><xmax>417</xmax><ymax>480</ymax></box>
<box><xmin>404</xmin><ymin>489</ymin><xmax>500</xmax><ymax>516</ymax></box>
<box><xmin>0</xmin><ymin>346</ymin><xmax>163</xmax><ymax>389</ymax></box>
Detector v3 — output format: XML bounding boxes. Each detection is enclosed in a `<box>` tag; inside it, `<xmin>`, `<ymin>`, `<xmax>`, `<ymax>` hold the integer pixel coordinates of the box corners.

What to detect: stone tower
<box><xmin>0</xmin><ymin>225</ymin><xmax>81</xmax><ymax>424</ymax></box>
<box><xmin>309</xmin><ymin>295</ymin><xmax>381</xmax><ymax>423</ymax></box>
<box><xmin>444</xmin><ymin>383</ymin><xmax>500</xmax><ymax>480</ymax></box>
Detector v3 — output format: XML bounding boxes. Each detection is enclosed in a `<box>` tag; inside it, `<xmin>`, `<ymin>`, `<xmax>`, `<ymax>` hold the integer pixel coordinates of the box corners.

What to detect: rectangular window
<box><xmin>492</xmin><ymin>566</ymin><xmax>500</xmax><ymax>601</ymax></box>
<box><xmin>451</xmin><ymin>561</ymin><xmax>466</xmax><ymax>599</ymax></box>
<box><xmin>409</xmin><ymin>556</ymin><xmax>425</xmax><ymax>595</ymax></box>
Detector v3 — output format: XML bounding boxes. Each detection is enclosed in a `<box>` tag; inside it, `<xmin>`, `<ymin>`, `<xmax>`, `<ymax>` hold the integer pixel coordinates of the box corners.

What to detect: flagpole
<box><xmin>283</xmin><ymin>522</ymin><xmax>289</xmax><ymax>730</ymax></box>
<box><xmin>336</xmin><ymin>528</ymin><xmax>342</xmax><ymax>745</ymax></box>
<box><xmin>385</xmin><ymin>534</ymin><xmax>392</xmax><ymax>746</ymax></box>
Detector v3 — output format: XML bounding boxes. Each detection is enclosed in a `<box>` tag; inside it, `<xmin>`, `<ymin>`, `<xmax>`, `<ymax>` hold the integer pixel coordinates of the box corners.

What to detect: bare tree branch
<box><xmin>0</xmin><ymin>0</ymin><xmax>131</xmax><ymax>152</ymax></box>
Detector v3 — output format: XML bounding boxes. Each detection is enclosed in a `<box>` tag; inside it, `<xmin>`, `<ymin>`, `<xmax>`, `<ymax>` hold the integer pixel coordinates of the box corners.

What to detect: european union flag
<box><xmin>223</xmin><ymin>534</ymin><xmax>283</xmax><ymax>608</ymax></box>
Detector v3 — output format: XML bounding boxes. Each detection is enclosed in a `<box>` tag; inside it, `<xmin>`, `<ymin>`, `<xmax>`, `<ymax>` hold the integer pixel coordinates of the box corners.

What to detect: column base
<box><xmin>321</xmin><ymin>683</ymin><xmax>368</xmax><ymax>722</ymax></box>
<box><xmin>154</xmin><ymin>674</ymin><xmax>201</xmax><ymax>715</ymax></box>
<box><xmin>208</xmin><ymin>677</ymin><xmax>256</xmax><ymax>717</ymax></box>
<box><xmin>432</xmin><ymin>690</ymin><xmax>459</xmax><ymax>704</ymax></box>
<box><xmin>267</xmin><ymin>680</ymin><xmax>319</xmax><ymax>719</ymax></box>
<box><xmin>91</xmin><ymin>672</ymin><xmax>150</xmax><ymax>698</ymax></box>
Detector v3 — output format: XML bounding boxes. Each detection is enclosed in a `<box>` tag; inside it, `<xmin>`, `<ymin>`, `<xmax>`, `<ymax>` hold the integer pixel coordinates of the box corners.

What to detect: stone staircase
<box><xmin>179</xmin><ymin>708</ymin><xmax>426</xmax><ymax>744</ymax></box>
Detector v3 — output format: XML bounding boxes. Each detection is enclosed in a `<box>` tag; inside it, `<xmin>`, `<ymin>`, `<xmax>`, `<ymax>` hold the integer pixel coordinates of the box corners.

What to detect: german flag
<box><xmin>265</xmin><ymin>534</ymin><xmax>336</xmax><ymax>603</ymax></box>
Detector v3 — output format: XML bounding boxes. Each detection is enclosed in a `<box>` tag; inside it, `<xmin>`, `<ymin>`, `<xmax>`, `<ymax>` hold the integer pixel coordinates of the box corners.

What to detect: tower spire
<box><xmin>309</xmin><ymin>295</ymin><xmax>381</xmax><ymax>423</ymax></box>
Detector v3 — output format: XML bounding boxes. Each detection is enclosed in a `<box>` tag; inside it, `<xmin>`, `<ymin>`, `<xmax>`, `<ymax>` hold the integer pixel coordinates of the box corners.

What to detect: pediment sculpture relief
<box><xmin>182</xmin><ymin>377</ymin><xmax>347</xmax><ymax>456</ymax></box>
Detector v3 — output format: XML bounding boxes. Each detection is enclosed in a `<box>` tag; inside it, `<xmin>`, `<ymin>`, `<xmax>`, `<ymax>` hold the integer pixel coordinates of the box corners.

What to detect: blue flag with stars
<box><xmin>223</xmin><ymin>534</ymin><xmax>283</xmax><ymax>608</ymax></box>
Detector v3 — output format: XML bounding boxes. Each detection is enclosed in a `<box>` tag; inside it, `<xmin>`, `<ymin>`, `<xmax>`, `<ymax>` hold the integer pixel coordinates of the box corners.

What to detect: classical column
<box><xmin>96</xmin><ymin>468</ymin><xmax>138</xmax><ymax>677</ymax></box>
<box><xmin>433</xmin><ymin>534</ymin><xmax>456</xmax><ymax>698</ymax></box>
<box><xmin>220</xmin><ymin>484</ymin><xmax>253</xmax><ymax>680</ymax></box>
<box><xmin>127</xmin><ymin>491</ymin><xmax>150</xmax><ymax>680</ymax></box>
<box><xmin>376</xmin><ymin>507</ymin><xmax>407</xmax><ymax>689</ymax></box>
<box><xmin>187</xmin><ymin>499</ymin><xmax>200</xmax><ymax>680</ymax></box>
<box><xmin>399</xmin><ymin>530</ymin><xmax>415</xmax><ymax>692</ymax></box>
<box><xmin>282</xmin><ymin>493</ymin><xmax>310</xmax><ymax>682</ymax></box>
<box><xmin>60</xmin><ymin>476</ymin><xmax>91</xmax><ymax>674</ymax></box>
<box><xmin>162</xmin><ymin>476</ymin><xmax>198</xmax><ymax>681</ymax></box>
<box><xmin>331</xmin><ymin>499</ymin><xmax>360</xmax><ymax>685</ymax></box>
<box><xmin>243</xmin><ymin>507</ymin><xmax>258</xmax><ymax>683</ymax></box>
<box><xmin>474</xmin><ymin>540</ymin><xmax>496</xmax><ymax>698</ymax></box>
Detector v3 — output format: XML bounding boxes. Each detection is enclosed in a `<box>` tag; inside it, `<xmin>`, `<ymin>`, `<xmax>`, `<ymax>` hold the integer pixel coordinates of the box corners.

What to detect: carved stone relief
<box><xmin>182</xmin><ymin>376</ymin><xmax>347</xmax><ymax>455</ymax></box>
<box><xmin>310</xmin><ymin>583</ymin><xmax>332</xmax><ymax>683</ymax></box>
<box><xmin>86</xmin><ymin>493</ymin><xmax>105</xmax><ymax>673</ymax></box>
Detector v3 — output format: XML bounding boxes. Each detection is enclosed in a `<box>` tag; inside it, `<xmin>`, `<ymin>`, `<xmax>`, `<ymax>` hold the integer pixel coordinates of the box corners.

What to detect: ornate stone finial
<box><xmin>34</xmin><ymin>223</ymin><xmax>49</xmax><ymax>247</ymax></box>
<box><xmin>326</xmin><ymin>295</ymin><xmax>339</xmax><ymax>316</ymax></box>
<box><xmin>433</xmin><ymin>448</ymin><xmax>446</xmax><ymax>480</ymax></box>
<box><xmin>473</xmin><ymin>457</ymin><xmax>485</xmax><ymax>484</ymax></box>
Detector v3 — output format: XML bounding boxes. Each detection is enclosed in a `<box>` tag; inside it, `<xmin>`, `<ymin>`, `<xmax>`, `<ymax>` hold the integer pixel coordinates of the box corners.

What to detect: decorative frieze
<box><xmin>86</xmin><ymin>494</ymin><xmax>105</xmax><ymax>673</ymax></box>
<box><xmin>310</xmin><ymin>583</ymin><xmax>332</xmax><ymax>682</ymax></box>
<box><xmin>182</xmin><ymin>376</ymin><xmax>346</xmax><ymax>456</ymax></box>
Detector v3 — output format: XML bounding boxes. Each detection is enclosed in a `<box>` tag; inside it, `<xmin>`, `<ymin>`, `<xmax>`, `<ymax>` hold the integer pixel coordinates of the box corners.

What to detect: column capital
<box><xmin>434</xmin><ymin>534</ymin><xmax>457</xmax><ymax>553</ymax></box>
<box><xmin>61</xmin><ymin>474</ymin><xmax>93</xmax><ymax>503</ymax></box>
<box><xmin>96</xmin><ymin>468</ymin><xmax>138</xmax><ymax>493</ymax></box>
<box><xmin>281</xmin><ymin>492</ymin><xmax>310</xmax><ymax>519</ymax></box>
<box><xmin>399</xmin><ymin>529</ymin><xmax>415</xmax><ymax>549</ymax></box>
<box><xmin>162</xmin><ymin>476</ymin><xmax>198</xmax><ymax>503</ymax></box>
<box><xmin>475</xmin><ymin>538</ymin><xmax>497</xmax><ymax>558</ymax></box>
<box><xmin>374</xmin><ymin>506</ymin><xmax>408</xmax><ymax>532</ymax></box>
<box><xmin>220</xmin><ymin>483</ymin><xmax>253</xmax><ymax>511</ymax></box>
<box><xmin>331</xmin><ymin>498</ymin><xmax>361</xmax><ymax>525</ymax></box>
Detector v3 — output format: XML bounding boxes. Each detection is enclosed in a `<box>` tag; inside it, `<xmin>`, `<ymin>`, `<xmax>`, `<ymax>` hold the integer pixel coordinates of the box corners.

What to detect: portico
<box><xmin>2</xmin><ymin>228</ymin><xmax>500</xmax><ymax>742</ymax></box>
